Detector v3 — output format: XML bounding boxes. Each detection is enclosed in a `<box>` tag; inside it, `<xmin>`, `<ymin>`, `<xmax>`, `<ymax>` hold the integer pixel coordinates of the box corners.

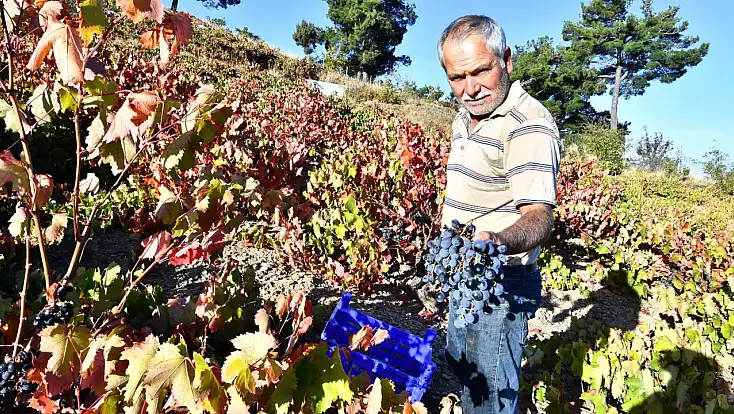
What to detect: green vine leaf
<box><xmin>39</xmin><ymin>324</ymin><xmax>91</xmax><ymax>375</ymax></box>
<box><xmin>79</xmin><ymin>0</ymin><xmax>107</xmax><ymax>45</ymax></box>
<box><xmin>192</xmin><ymin>353</ymin><xmax>227</xmax><ymax>414</ymax></box>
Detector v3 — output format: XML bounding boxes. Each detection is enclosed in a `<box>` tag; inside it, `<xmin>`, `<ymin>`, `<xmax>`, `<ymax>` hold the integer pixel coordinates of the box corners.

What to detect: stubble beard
<box><xmin>461</xmin><ymin>70</ymin><xmax>511</xmax><ymax>118</ymax></box>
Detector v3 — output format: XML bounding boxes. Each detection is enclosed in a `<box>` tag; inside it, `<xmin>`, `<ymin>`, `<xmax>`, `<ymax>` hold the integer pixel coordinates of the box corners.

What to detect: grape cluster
<box><xmin>424</xmin><ymin>219</ymin><xmax>508</xmax><ymax>328</ymax></box>
<box><xmin>0</xmin><ymin>351</ymin><xmax>37</xmax><ymax>408</ymax></box>
<box><xmin>32</xmin><ymin>302</ymin><xmax>74</xmax><ymax>329</ymax></box>
<box><xmin>32</xmin><ymin>285</ymin><xmax>75</xmax><ymax>330</ymax></box>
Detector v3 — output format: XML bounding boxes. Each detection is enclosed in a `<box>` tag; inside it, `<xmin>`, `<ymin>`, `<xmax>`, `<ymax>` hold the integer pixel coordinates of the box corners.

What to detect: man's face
<box><xmin>443</xmin><ymin>34</ymin><xmax>513</xmax><ymax>117</ymax></box>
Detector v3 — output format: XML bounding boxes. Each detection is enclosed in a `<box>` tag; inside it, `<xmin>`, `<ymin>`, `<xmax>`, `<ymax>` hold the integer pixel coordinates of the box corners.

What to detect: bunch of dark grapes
<box><xmin>32</xmin><ymin>301</ymin><xmax>74</xmax><ymax>329</ymax></box>
<box><xmin>33</xmin><ymin>285</ymin><xmax>74</xmax><ymax>330</ymax></box>
<box><xmin>0</xmin><ymin>351</ymin><xmax>37</xmax><ymax>408</ymax></box>
<box><xmin>424</xmin><ymin>219</ymin><xmax>508</xmax><ymax>328</ymax></box>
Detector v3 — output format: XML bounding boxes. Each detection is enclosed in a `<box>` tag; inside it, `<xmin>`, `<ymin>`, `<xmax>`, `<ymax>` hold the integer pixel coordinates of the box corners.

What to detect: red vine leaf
<box><xmin>0</xmin><ymin>151</ymin><xmax>30</xmax><ymax>195</ymax></box>
<box><xmin>28</xmin><ymin>388</ymin><xmax>58</xmax><ymax>414</ymax></box>
<box><xmin>297</xmin><ymin>316</ymin><xmax>312</xmax><ymax>335</ymax></box>
<box><xmin>116</xmin><ymin>0</ymin><xmax>163</xmax><ymax>24</ymax></box>
<box><xmin>27</xmin><ymin>21</ymin><xmax>84</xmax><ymax>85</ymax></box>
<box><xmin>103</xmin><ymin>91</ymin><xmax>161</xmax><ymax>143</ymax></box>
<box><xmin>140</xmin><ymin>230</ymin><xmax>172</xmax><ymax>261</ymax></box>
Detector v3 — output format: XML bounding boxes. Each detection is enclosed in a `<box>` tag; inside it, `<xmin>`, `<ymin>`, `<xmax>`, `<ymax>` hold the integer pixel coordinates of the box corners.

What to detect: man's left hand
<box><xmin>473</xmin><ymin>231</ymin><xmax>503</xmax><ymax>245</ymax></box>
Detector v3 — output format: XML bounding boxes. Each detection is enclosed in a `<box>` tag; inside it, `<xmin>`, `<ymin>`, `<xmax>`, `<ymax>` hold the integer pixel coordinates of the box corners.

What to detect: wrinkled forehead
<box><xmin>443</xmin><ymin>35</ymin><xmax>498</xmax><ymax>68</ymax></box>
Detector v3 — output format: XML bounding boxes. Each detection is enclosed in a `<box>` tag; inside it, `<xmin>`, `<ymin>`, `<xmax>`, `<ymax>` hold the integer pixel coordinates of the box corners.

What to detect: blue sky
<box><xmin>172</xmin><ymin>0</ymin><xmax>733</xmax><ymax>177</ymax></box>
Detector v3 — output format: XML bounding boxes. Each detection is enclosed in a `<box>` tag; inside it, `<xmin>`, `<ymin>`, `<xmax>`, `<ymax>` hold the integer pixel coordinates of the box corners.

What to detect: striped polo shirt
<box><xmin>441</xmin><ymin>80</ymin><xmax>561</xmax><ymax>266</ymax></box>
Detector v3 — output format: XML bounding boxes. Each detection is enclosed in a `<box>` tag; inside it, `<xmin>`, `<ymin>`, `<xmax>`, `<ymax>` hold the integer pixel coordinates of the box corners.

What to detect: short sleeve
<box><xmin>504</xmin><ymin>117</ymin><xmax>561</xmax><ymax>208</ymax></box>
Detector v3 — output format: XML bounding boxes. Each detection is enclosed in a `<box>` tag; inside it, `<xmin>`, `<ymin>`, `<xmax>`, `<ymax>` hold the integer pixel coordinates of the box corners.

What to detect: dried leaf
<box><xmin>44</xmin><ymin>212</ymin><xmax>68</xmax><ymax>244</ymax></box>
<box><xmin>350</xmin><ymin>326</ymin><xmax>374</xmax><ymax>352</ymax></box>
<box><xmin>116</xmin><ymin>0</ymin><xmax>163</xmax><ymax>23</ymax></box>
<box><xmin>254</xmin><ymin>309</ymin><xmax>269</xmax><ymax>333</ymax></box>
<box><xmin>27</xmin><ymin>21</ymin><xmax>84</xmax><ymax>85</ymax></box>
<box><xmin>35</xmin><ymin>173</ymin><xmax>54</xmax><ymax>209</ymax></box>
<box><xmin>79</xmin><ymin>172</ymin><xmax>100</xmax><ymax>194</ymax></box>
<box><xmin>28</xmin><ymin>388</ymin><xmax>58</xmax><ymax>414</ymax></box>
<box><xmin>372</xmin><ymin>328</ymin><xmax>389</xmax><ymax>346</ymax></box>
<box><xmin>103</xmin><ymin>92</ymin><xmax>160</xmax><ymax>143</ymax></box>
<box><xmin>275</xmin><ymin>295</ymin><xmax>289</xmax><ymax>319</ymax></box>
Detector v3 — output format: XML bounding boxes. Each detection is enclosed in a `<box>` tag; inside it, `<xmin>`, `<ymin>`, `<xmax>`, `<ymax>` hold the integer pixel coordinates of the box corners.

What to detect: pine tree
<box><xmin>562</xmin><ymin>0</ymin><xmax>709</xmax><ymax>130</ymax></box>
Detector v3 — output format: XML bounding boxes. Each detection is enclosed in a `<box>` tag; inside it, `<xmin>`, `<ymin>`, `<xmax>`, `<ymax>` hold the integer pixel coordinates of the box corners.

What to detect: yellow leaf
<box><xmin>120</xmin><ymin>334</ymin><xmax>159</xmax><ymax>402</ymax></box>
<box><xmin>143</xmin><ymin>342</ymin><xmax>200</xmax><ymax>414</ymax></box>
<box><xmin>230</xmin><ymin>332</ymin><xmax>276</xmax><ymax>365</ymax></box>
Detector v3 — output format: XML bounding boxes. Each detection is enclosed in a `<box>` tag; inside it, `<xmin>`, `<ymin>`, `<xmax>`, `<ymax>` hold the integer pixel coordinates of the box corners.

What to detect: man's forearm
<box><xmin>496</xmin><ymin>208</ymin><xmax>554</xmax><ymax>255</ymax></box>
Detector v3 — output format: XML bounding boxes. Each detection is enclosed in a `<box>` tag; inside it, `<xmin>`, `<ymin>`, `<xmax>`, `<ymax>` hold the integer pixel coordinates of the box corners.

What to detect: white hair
<box><xmin>437</xmin><ymin>15</ymin><xmax>507</xmax><ymax>69</ymax></box>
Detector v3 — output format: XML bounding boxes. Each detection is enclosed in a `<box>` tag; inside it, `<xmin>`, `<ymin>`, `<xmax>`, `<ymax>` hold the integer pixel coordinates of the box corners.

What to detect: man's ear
<box><xmin>504</xmin><ymin>46</ymin><xmax>513</xmax><ymax>74</ymax></box>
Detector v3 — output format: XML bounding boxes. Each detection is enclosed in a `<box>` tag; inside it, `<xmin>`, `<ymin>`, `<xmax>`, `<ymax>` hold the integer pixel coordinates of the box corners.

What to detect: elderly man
<box><xmin>437</xmin><ymin>15</ymin><xmax>561</xmax><ymax>413</ymax></box>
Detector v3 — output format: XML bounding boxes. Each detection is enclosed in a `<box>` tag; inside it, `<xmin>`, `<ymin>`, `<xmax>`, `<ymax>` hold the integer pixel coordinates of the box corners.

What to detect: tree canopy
<box><xmin>562</xmin><ymin>0</ymin><xmax>709</xmax><ymax>130</ymax></box>
<box><xmin>511</xmin><ymin>36</ymin><xmax>607</xmax><ymax>132</ymax></box>
<box><xmin>293</xmin><ymin>0</ymin><xmax>417</xmax><ymax>78</ymax></box>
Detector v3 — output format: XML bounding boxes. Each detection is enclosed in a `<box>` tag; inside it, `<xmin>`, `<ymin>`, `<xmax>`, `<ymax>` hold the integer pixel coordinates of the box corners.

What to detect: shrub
<box><xmin>564</xmin><ymin>121</ymin><xmax>628</xmax><ymax>174</ymax></box>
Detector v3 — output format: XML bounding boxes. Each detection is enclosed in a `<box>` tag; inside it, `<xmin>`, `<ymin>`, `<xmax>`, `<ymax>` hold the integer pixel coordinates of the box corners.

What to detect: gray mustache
<box><xmin>462</xmin><ymin>91</ymin><xmax>491</xmax><ymax>102</ymax></box>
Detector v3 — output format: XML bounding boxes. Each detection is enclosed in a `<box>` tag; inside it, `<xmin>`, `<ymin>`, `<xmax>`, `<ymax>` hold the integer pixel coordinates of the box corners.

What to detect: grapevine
<box><xmin>423</xmin><ymin>218</ymin><xmax>508</xmax><ymax>328</ymax></box>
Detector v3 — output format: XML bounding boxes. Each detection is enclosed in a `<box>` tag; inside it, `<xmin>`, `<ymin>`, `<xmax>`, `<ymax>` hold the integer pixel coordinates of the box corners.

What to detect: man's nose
<box><xmin>465</xmin><ymin>76</ymin><xmax>481</xmax><ymax>97</ymax></box>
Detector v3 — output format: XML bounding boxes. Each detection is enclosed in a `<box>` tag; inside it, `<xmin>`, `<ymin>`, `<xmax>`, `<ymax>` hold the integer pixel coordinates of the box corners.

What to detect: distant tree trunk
<box><xmin>610</xmin><ymin>65</ymin><xmax>622</xmax><ymax>130</ymax></box>
<box><xmin>171</xmin><ymin>0</ymin><xmax>179</xmax><ymax>10</ymax></box>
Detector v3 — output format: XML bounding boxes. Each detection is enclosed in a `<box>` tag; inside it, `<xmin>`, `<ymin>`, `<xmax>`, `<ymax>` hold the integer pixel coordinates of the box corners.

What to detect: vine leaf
<box><xmin>309</xmin><ymin>344</ymin><xmax>354</xmax><ymax>414</ymax></box>
<box><xmin>140</xmin><ymin>230</ymin><xmax>172</xmax><ymax>261</ymax></box>
<box><xmin>0</xmin><ymin>99</ymin><xmax>31</xmax><ymax>133</ymax></box>
<box><xmin>143</xmin><ymin>342</ymin><xmax>200</xmax><ymax>414</ymax></box>
<box><xmin>103</xmin><ymin>92</ymin><xmax>161</xmax><ymax>144</ymax></box>
<box><xmin>120</xmin><ymin>334</ymin><xmax>159</xmax><ymax>402</ymax></box>
<box><xmin>79</xmin><ymin>172</ymin><xmax>100</xmax><ymax>194</ymax></box>
<box><xmin>35</xmin><ymin>173</ymin><xmax>54</xmax><ymax>208</ymax></box>
<box><xmin>8</xmin><ymin>206</ymin><xmax>28</xmax><ymax>238</ymax></box>
<box><xmin>28</xmin><ymin>83</ymin><xmax>60</xmax><ymax>125</ymax></box>
<box><xmin>27</xmin><ymin>21</ymin><xmax>84</xmax><ymax>85</ymax></box>
<box><xmin>116</xmin><ymin>0</ymin><xmax>163</xmax><ymax>24</ymax></box>
<box><xmin>222</xmin><ymin>332</ymin><xmax>276</xmax><ymax>396</ymax></box>
<box><xmin>140</xmin><ymin>12</ymin><xmax>193</xmax><ymax>66</ymax></box>
<box><xmin>254</xmin><ymin>309</ymin><xmax>269</xmax><ymax>333</ymax></box>
<box><xmin>79</xmin><ymin>0</ymin><xmax>107</xmax><ymax>45</ymax></box>
<box><xmin>39</xmin><ymin>324</ymin><xmax>91</xmax><ymax>375</ymax></box>
<box><xmin>265</xmin><ymin>362</ymin><xmax>298</xmax><ymax>414</ymax></box>
<box><xmin>192</xmin><ymin>353</ymin><xmax>227</xmax><ymax>414</ymax></box>
<box><xmin>44</xmin><ymin>212</ymin><xmax>68</xmax><ymax>244</ymax></box>
<box><xmin>0</xmin><ymin>151</ymin><xmax>30</xmax><ymax>195</ymax></box>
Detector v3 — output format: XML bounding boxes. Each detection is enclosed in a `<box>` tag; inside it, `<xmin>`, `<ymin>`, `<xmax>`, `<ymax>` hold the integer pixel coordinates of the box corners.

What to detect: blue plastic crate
<box><xmin>320</xmin><ymin>292</ymin><xmax>437</xmax><ymax>403</ymax></box>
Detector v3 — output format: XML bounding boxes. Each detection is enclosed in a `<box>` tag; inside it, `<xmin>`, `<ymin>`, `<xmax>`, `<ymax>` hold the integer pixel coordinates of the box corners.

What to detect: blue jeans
<box><xmin>445</xmin><ymin>266</ymin><xmax>542</xmax><ymax>414</ymax></box>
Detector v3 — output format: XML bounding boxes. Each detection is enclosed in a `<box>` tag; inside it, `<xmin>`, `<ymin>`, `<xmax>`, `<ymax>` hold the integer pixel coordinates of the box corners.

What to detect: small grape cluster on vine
<box><xmin>424</xmin><ymin>219</ymin><xmax>508</xmax><ymax>328</ymax></box>
<box><xmin>32</xmin><ymin>285</ymin><xmax>74</xmax><ymax>330</ymax></box>
<box><xmin>0</xmin><ymin>351</ymin><xmax>37</xmax><ymax>409</ymax></box>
